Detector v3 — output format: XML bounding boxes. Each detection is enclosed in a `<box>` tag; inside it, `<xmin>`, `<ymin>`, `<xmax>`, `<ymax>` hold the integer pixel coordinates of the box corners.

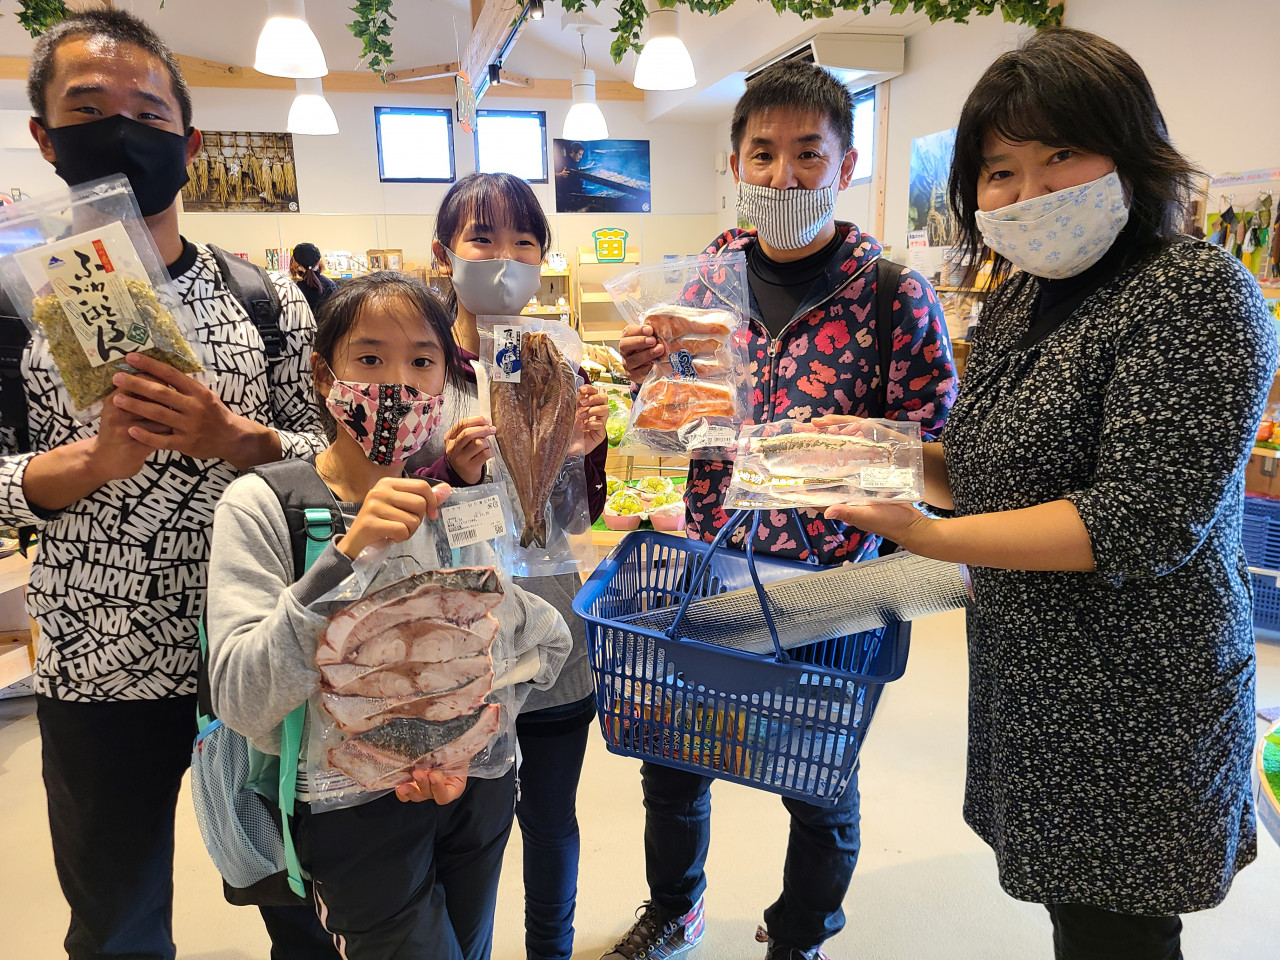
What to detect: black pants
<box><xmin>38</xmin><ymin>694</ymin><xmax>197</xmax><ymax>960</ymax></box>
<box><xmin>295</xmin><ymin>769</ymin><xmax>517</xmax><ymax>959</ymax></box>
<box><xmin>259</xmin><ymin>902</ymin><xmax>343</xmax><ymax>959</ymax></box>
<box><xmin>1047</xmin><ymin>903</ymin><xmax>1183</xmax><ymax>960</ymax></box>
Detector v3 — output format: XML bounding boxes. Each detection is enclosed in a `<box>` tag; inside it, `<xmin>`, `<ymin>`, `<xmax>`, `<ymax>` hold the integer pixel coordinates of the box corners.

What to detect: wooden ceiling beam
<box><xmin>0</xmin><ymin>55</ymin><xmax>642</xmax><ymax>101</ymax></box>
<box><xmin>461</xmin><ymin>0</ymin><xmax>523</xmax><ymax>92</ymax></box>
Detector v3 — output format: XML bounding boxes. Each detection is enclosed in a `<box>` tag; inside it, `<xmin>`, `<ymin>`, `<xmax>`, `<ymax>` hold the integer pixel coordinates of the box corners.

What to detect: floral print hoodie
<box><xmin>682</xmin><ymin>223</ymin><xmax>957</xmax><ymax>564</ymax></box>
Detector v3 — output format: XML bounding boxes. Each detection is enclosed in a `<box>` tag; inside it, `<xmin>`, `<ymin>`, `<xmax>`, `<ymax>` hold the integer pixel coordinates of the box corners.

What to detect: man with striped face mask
<box><xmin>611</xmin><ymin>61</ymin><xmax>957</xmax><ymax>960</ymax></box>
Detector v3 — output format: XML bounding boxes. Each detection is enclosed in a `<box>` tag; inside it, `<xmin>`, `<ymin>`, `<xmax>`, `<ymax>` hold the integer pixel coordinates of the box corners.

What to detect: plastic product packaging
<box><xmin>302</xmin><ymin>484</ymin><xmax>532</xmax><ymax>812</ymax></box>
<box><xmin>476</xmin><ymin>315</ymin><xmax>590</xmax><ymax>577</ymax></box>
<box><xmin>0</xmin><ymin>176</ymin><xmax>205</xmax><ymax>420</ymax></box>
<box><xmin>604</xmin><ymin>253</ymin><xmax>751</xmax><ymax>457</ymax></box>
<box><xmin>723</xmin><ymin>419</ymin><xmax>925</xmax><ymax>510</ymax></box>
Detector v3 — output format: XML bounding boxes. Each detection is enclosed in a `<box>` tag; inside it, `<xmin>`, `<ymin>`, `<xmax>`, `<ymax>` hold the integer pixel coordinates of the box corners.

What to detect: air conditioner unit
<box><xmin>744</xmin><ymin>34</ymin><xmax>904</xmax><ymax>91</ymax></box>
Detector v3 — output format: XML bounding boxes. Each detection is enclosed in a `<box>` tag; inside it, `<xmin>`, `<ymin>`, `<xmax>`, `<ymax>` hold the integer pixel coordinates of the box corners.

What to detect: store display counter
<box><xmin>0</xmin><ymin>551</ymin><xmax>33</xmax><ymax>693</ymax></box>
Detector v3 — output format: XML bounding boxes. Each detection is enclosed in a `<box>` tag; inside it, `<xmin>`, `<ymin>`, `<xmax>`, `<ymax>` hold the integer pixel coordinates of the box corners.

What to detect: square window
<box><xmin>375</xmin><ymin>106</ymin><xmax>455</xmax><ymax>183</ymax></box>
<box><xmin>474</xmin><ymin>110</ymin><xmax>548</xmax><ymax>183</ymax></box>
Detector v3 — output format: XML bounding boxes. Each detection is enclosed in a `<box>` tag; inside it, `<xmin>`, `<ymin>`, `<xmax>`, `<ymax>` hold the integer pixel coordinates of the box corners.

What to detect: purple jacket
<box><xmin>683</xmin><ymin>223</ymin><xmax>957</xmax><ymax>564</ymax></box>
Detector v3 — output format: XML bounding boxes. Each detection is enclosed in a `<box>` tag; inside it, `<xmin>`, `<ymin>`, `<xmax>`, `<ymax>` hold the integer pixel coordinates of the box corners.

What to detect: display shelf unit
<box><xmin>575</xmin><ymin>246</ymin><xmax>640</xmax><ymax>345</ymax></box>
<box><xmin>0</xmin><ymin>551</ymin><xmax>33</xmax><ymax>695</ymax></box>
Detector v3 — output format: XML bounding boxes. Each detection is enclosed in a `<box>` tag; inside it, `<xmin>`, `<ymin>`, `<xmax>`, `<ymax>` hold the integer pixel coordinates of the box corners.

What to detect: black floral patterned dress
<box><xmin>944</xmin><ymin>237</ymin><xmax>1277</xmax><ymax>914</ymax></box>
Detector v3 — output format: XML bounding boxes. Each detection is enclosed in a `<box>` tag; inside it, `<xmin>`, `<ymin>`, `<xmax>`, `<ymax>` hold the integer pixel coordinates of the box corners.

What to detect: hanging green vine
<box><xmin>348</xmin><ymin>0</ymin><xmax>397</xmax><ymax>81</ymax></box>
<box><xmin>7</xmin><ymin>0</ymin><xmax>69</xmax><ymax>37</ymax></box>
<box><xmin>561</xmin><ymin>0</ymin><xmax>1065</xmax><ymax>64</ymax></box>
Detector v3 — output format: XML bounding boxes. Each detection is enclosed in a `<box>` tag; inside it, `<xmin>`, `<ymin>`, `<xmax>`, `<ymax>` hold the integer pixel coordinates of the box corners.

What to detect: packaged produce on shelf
<box><xmin>604</xmin><ymin>253</ymin><xmax>752</xmax><ymax>457</ymax></box>
<box><xmin>476</xmin><ymin>315</ymin><xmax>591</xmax><ymax>577</ymax></box>
<box><xmin>301</xmin><ymin>486</ymin><xmax>526</xmax><ymax>812</ymax></box>
<box><xmin>603</xmin><ymin>489</ymin><xmax>645</xmax><ymax>531</ymax></box>
<box><xmin>635</xmin><ymin>475</ymin><xmax>676</xmax><ymax>501</ymax></box>
<box><xmin>646</xmin><ymin>491</ymin><xmax>686</xmax><ymax>532</ymax></box>
<box><xmin>606</xmin><ymin>475</ymin><xmax>625</xmax><ymax>498</ymax></box>
<box><xmin>606</xmin><ymin>396</ymin><xmax>630</xmax><ymax>447</ymax></box>
<box><xmin>0</xmin><ymin>176</ymin><xmax>207</xmax><ymax>420</ymax></box>
<box><xmin>723</xmin><ymin>419</ymin><xmax>925</xmax><ymax>510</ymax></box>
<box><xmin>582</xmin><ymin>342</ymin><xmax>628</xmax><ymax>382</ymax></box>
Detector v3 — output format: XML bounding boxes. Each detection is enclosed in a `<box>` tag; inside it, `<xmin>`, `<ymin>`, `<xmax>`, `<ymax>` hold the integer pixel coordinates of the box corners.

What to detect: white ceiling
<box><xmin>0</xmin><ymin>0</ymin><xmax>933</xmax><ymax>122</ymax></box>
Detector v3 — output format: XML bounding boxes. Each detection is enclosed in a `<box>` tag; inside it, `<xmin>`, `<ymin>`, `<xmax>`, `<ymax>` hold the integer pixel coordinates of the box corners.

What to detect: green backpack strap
<box><xmin>277</xmin><ymin>505</ymin><xmax>335</xmax><ymax>898</ymax></box>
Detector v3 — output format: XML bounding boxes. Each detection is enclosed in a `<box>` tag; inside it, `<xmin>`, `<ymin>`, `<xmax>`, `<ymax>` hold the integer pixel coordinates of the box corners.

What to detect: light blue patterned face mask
<box><xmin>975</xmin><ymin>171</ymin><xmax>1130</xmax><ymax>280</ymax></box>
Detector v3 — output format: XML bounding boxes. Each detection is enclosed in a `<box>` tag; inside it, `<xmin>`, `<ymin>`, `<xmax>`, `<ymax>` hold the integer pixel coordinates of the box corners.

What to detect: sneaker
<box><xmin>599</xmin><ymin>897</ymin><xmax>706</xmax><ymax>960</ymax></box>
<box><xmin>755</xmin><ymin>925</ymin><xmax>832</xmax><ymax>960</ymax></box>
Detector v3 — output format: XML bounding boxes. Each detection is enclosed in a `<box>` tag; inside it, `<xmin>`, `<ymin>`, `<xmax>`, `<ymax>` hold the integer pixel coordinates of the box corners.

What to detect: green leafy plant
<box><xmin>561</xmin><ymin>0</ymin><xmax>1064</xmax><ymax>64</ymax></box>
<box><xmin>348</xmin><ymin>0</ymin><xmax>397</xmax><ymax>81</ymax></box>
<box><xmin>9</xmin><ymin>0</ymin><xmax>69</xmax><ymax>37</ymax></box>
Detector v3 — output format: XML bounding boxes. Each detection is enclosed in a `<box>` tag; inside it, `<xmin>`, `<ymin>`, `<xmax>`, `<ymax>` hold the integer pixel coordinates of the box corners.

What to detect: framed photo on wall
<box><xmin>553</xmin><ymin>138</ymin><xmax>651</xmax><ymax>214</ymax></box>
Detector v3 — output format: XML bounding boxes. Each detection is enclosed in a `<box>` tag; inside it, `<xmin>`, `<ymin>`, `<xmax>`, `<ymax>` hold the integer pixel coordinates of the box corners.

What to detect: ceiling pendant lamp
<box><xmin>563</xmin><ymin>30</ymin><xmax>608</xmax><ymax>141</ymax></box>
<box><xmin>633</xmin><ymin>7</ymin><xmax>695</xmax><ymax>91</ymax></box>
<box><xmin>255</xmin><ymin>0</ymin><xmax>328</xmax><ymax>79</ymax></box>
<box><xmin>288</xmin><ymin>78</ymin><xmax>339</xmax><ymax>135</ymax></box>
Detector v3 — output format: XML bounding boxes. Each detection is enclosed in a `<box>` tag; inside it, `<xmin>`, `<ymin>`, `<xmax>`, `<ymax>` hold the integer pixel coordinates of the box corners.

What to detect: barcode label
<box><xmin>678</xmin><ymin>421</ymin><xmax>737</xmax><ymax>450</ymax></box>
<box><xmin>442</xmin><ymin>494</ymin><xmax>506</xmax><ymax>548</ymax></box>
<box><xmin>860</xmin><ymin>465</ymin><xmax>915</xmax><ymax>490</ymax></box>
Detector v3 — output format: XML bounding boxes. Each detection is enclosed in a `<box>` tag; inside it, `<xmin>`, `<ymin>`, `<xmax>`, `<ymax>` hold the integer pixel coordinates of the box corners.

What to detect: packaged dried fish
<box><xmin>604</xmin><ymin>253</ymin><xmax>752</xmax><ymax>457</ymax></box>
<box><xmin>724</xmin><ymin>419</ymin><xmax>925</xmax><ymax>510</ymax></box>
<box><xmin>0</xmin><ymin>176</ymin><xmax>206</xmax><ymax>420</ymax></box>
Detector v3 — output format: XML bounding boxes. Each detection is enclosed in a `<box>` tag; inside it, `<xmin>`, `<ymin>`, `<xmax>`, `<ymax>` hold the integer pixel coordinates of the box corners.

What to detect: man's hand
<box><xmin>445</xmin><ymin>416</ymin><xmax>496</xmax><ymax>486</ymax></box>
<box><xmin>111</xmin><ymin>353</ymin><xmax>280</xmax><ymax>470</ymax></box>
<box><xmin>338</xmin><ymin>478</ymin><xmax>451</xmax><ymax>560</ymax></box>
<box><xmin>571</xmin><ymin>383</ymin><xmax>610</xmax><ymax>455</ymax></box>
<box><xmin>395</xmin><ymin>767</ymin><xmax>467</xmax><ymax>804</ymax></box>
<box><xmin>617</xmin><ymin>324</ymin><xmax>666</xmax><ymax>382</ymax></box>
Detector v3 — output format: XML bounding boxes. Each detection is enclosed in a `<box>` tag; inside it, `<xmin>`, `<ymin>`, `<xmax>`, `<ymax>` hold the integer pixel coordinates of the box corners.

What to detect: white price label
<box><xmin>441</xmin><ymin>494</ymin><xmax>506</xmax><ymax>549</ymax></box>
<box><xmin>678</xmin><ymin>421</ymin><xmax>737</xmax><ymax>450</ymax></box>
<box><xmin>860</xmin><ymin>465</ymin><xmax>915</xmax><ymax>490</ymax></box>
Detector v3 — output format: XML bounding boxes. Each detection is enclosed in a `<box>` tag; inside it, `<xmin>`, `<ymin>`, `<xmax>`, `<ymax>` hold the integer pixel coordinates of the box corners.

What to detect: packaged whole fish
<box><xmin>724</xmin><ymin>420</ymin><xmax>926</xmax><ymax>509</ymax></box>
<box><xmin>321</xmin><ymin>673</ymin><xmax>494</xmax><ymax>733</ymax></box>
<box><xmin>490</xmin><ymin>332</ymin><xmax>578</xmax><ymax>548</ymax></box>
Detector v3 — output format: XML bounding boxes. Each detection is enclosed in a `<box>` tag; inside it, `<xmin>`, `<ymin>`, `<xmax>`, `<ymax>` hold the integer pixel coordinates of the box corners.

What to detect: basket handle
<box><xmin>661</xmin><ymin>508</ymin><xmax>789</xmax><ymax>663</ymax></box>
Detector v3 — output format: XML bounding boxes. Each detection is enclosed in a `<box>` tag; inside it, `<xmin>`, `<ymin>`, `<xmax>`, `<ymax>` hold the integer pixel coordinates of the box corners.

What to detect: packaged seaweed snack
<box><xmin>302</xmin><ymin>484</ymin><xmax>534</xmax><ymax>812</ymax></box>
<box><xmin>604</xmin><ymin>252</ymin><xmax>751</xmax><ymax>458</ymax></box>
<box><xmin>475</xmin><ymin>315</ymin><xmax>591</xmax><ymax>578</ymax></box>
<box><xmin>0</xmin><ymin>176</ymin><xmax>205</xmax><ymax>420</ymax></box>
<box><xmin>723</xmin><ymin>419</ymin><xmax>925</xmax><ymax>510</ymax></box>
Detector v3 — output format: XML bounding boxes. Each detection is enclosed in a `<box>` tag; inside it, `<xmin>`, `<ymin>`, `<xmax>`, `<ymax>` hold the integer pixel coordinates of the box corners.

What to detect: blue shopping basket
<box><xmin>573</xmin><ymin>510</ymin><xmax>910</xmax><ymax>806</ymax></box>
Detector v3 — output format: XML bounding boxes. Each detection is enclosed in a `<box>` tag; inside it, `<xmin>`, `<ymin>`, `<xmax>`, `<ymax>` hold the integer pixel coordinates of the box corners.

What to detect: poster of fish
<box><xmin>907</xmin><ymin>127</ymin><xmax>957</xmax><ymax>283</ymax></box>
<box><xmin>553</xmin><ymin>138</ymin><xmax>652</xmax><ymax>214</ymax></box>
<box><xmin>182</xmin><ymin>130</ymin><xmax>300</xmax><ymax>213</ymax></box>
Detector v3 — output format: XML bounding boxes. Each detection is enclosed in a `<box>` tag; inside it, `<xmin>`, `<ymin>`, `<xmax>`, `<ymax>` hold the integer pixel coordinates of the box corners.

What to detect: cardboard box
<box><xmin>1247</xmin><ymin>452</ymin><xmax>1280</xmax><ymax>499</ymax></box>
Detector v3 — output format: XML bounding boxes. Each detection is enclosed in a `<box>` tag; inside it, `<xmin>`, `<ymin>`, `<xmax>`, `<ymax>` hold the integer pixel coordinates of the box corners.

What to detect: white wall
<box><xmin>880</xmin><ymin>0</ymin><xmax>1280</xmax><ymax>254</ymax></box>
<box><xmin>0</xmin><ymin>79</ymin><xmax>722</xmax><ymax>267</ymax></box>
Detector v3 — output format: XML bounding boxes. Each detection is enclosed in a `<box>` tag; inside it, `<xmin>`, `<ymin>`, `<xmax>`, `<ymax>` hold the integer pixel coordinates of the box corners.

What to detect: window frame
<box><xmin>848</xmin><ymin>87</ymin><xmax>876</xmax><ymax>186</ymax></box>
<box><xmin>374</xmin><ymin>105</ymin><xmax>457</xmax><ymax>184</ymax></box>
<box><xmin>473</xmin><ymin>108</ymin><xmax>550</xmax><ymax>184</ymax></box>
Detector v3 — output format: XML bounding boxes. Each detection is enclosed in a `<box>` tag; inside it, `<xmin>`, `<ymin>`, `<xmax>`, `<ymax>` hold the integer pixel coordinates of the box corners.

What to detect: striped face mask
<box><xmin>736</xmin><ymin>173</ymin><xmax>839</xmax><ymax>250</ymax></box>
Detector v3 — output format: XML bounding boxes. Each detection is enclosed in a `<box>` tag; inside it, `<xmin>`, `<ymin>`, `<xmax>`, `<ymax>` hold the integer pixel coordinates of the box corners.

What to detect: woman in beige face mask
<box><xmin>825</xmin><ymin>28</ymin><xmax>1275</xmax><ymax>960</ymax></box>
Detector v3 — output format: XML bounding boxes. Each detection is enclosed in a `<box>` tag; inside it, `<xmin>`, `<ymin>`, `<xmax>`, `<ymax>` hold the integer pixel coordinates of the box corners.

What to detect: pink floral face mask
<box><xmin>324</xmin><ymin>379</ymin><xmax>445</xmax><ymax>465</ymax></box>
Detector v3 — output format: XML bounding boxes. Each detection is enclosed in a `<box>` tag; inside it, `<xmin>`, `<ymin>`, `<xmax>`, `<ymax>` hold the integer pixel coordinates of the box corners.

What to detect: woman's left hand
<box><xmin>572</xmin><ymin>383</ymin><xmax>610</xmax><ymax>455</ymax></box>
<box><xmin>395</xmin><ymin>767</ymin><xmax>467</xmax><ymax>805</ymax></box>
<box><xmin>825</xmin><ymin>501</ymin><xmax>937</xmax><ymax>554</ymax></box>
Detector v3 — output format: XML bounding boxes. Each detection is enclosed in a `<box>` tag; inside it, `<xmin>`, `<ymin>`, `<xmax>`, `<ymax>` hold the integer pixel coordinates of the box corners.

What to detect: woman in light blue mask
<box><xmin>416</xmin><ymin>172</ymin><xmax>610</xmax><ymax>960</ymax></box>
<box><xmin>823</xmin><ymin>28</ymin><xmax>1275</xmax><ymax>960</ymax></box>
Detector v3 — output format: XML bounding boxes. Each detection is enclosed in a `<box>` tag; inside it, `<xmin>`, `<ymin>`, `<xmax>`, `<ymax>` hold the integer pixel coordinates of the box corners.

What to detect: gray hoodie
<box><xmin>206</xmin><ymin>471</ymin><xmax>572</xmax><ymax>757</ymax></box>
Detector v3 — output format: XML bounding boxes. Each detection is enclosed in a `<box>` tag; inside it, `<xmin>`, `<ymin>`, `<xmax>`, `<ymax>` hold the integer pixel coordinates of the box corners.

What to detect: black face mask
<box><xmin>44</xmin><ymin>114</ymin><xmax>192</xmax><ymax>217</ymax></box>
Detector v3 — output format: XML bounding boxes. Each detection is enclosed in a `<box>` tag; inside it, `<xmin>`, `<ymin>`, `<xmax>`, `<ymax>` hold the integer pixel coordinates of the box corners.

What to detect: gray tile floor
<box><xmin>2</xmin><ymin>610</ymin><xmax>1278</xmax><ymax>959</ymax></box>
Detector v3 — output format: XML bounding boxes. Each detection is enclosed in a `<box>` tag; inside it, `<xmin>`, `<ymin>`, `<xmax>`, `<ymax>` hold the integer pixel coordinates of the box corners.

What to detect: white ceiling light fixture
<box><xmin>633</xmin><ymin>7</ymin><xmax>695</xmax><ymax>91</ymax></box>
<box><xmin>288</xmin><ymin>78</ymin><xmax>339</xmax><ymax>135</ymax></box>
<box><xmin>562</xmin><ymin>29</ymin><xmax>608</xmax><ymax>141</ymax></box>
<box><xmin>255</xmin><ymin>0</ymin><xmax>328</xmax><ymax>79</ymax></box>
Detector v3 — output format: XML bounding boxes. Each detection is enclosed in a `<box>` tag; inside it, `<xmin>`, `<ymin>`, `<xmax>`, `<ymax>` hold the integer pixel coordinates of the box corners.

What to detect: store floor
<box><xmin>2</xmin><ymin>610</ymin><xmax>1279</xmax><ymax>959</ymax></box>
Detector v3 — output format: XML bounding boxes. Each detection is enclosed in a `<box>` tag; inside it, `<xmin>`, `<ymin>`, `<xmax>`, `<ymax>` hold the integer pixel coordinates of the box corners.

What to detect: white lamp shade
<box><xmin>288</xmin><ymin>79</ymin><xmax>338</xmax><ymax>135</ymax></box>
<box><xmin>255</xmin><ymin>0</ymin><xmax>328</xmax><ymax>79</ymax></box>
<box><xmin>563</xmin><ymin>69</ymin><xmax>608</xmax><ymax>140</ymax></box>
<box><xmin>633</xmin><ymin>9</ymin><xmax>695</xmax><ymax>90</ymax></box>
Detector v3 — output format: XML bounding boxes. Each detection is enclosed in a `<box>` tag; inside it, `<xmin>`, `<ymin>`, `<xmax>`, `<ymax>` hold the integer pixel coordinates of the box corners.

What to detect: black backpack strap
<box><xmin>0</xmin><ymin>287</ymin><xmax>37</xmax><ymax>556</ymax></box>
<box><xmin>208</xmin><ymin>245</ymin><xmax>285</xmax><ymax>360</ymax></box>
<box><xmin>875</xmin><ymin>257</ymin><xmax>906</xmax><ymax>417</ymax></box>
<box><xmin>251</xmin><ymin>459</ymin><xmax>346</xmax><ymax>577</ymax></box>
<box><xmin>195</xmin><ymin>459</ymin><xmax>345</xmax><ymax>727</ymax></box>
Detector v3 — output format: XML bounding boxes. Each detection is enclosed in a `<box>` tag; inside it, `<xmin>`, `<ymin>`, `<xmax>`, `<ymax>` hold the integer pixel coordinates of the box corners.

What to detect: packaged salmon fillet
<box><xmin>0</xmin><ymin>176</ymin><xmax>207</xmax><ymax>422</ymax></box>
<box><xmin>604</xmin><ymin>253</ymin><xmax>751</xmax><ymax>458</ymax></box>
<box><xmin>723</xmin><ymin>419</ymin><xmax>925</xmax><ymax>510</ymax></box>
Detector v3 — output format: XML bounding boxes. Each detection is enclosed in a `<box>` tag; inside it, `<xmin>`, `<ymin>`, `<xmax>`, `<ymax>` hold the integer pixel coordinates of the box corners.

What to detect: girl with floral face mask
<box><xmin>205</xmin><ymin>270</ymin><xmax>573</xmax><ymax>956</ymax></box>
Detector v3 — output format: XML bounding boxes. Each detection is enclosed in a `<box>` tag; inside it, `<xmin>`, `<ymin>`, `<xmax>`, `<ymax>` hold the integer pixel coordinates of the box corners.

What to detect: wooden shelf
<box><xmin>934</xmin><ymin>286</ymin><xmax>983</xmax><ymax>294</ymax></box>
<box><xmin>578</xmin><ymin>249</ymin><xmax>640</xmax><ymax>266</ymax></box>
<box><xmin>581</xmin><ymin>292</ymin><xmax>614</xmax><ymax>304</ymax></box>
<box><xmin>1255</xmin><ymin>446</ymin><xmax>1280</xmax><ymax>459</ymax></box>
